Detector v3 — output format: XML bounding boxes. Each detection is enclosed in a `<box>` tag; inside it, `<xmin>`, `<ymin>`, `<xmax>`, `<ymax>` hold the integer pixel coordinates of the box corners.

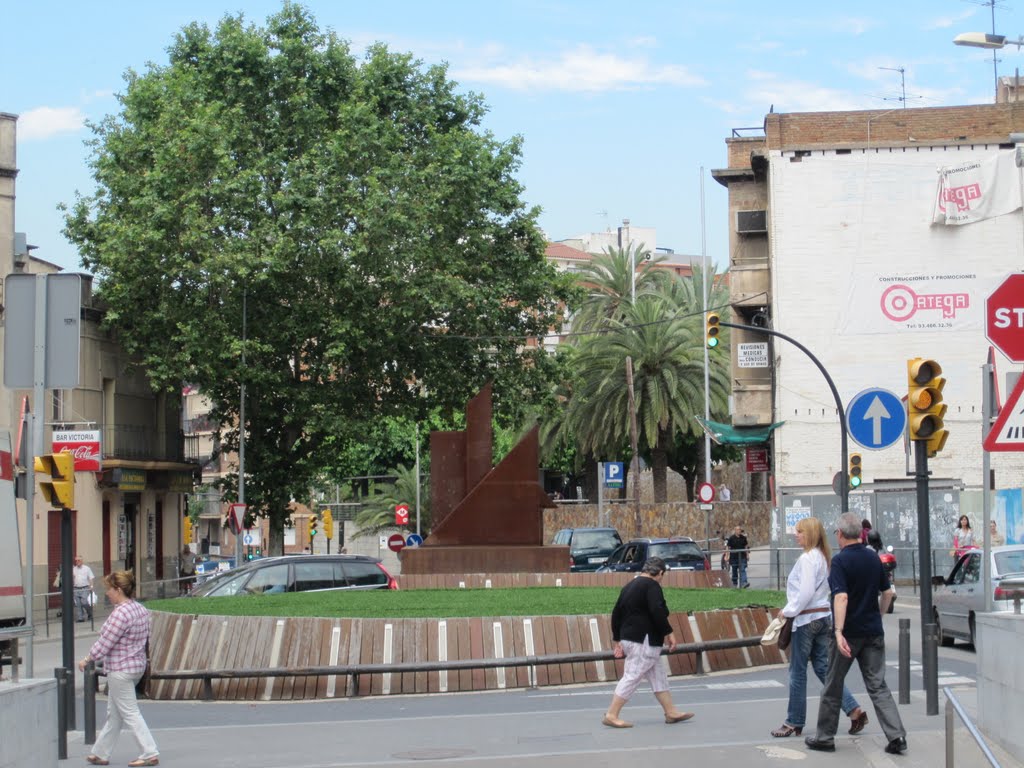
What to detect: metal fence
<box><xmin>767</xmin><ymin>546</ymin><xmax>968</xmax><ymax>592</ymax></box>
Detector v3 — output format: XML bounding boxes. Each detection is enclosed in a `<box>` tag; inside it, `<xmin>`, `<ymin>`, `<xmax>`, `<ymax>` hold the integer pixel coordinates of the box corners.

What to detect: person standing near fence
<box><xmin>79</xmin><ymin>570</ymin><xmax>160</xmax><ymax>767</ymax></box>
<box><xmin>179</xmin><ymin>547</ymin><xmax>196</xmax><ymax>595</ymax></box>
<box><xmin>73</xmin><ymin>554</ymin><xmax>96</xmax><ymax>622</ymax></box>
<box><xmin>952</xmin><ymin>515</ymin><xmax>974</xmax><ymax>559</ymax></box>
<box><xmin>726</xmin><ymin>525</ymin><xmax>750</xmax><ymax>588</ymax></box>
<box><xmin>805</xmin><ymin>512</ymin><xmax>906</xmax><ymax>756</ymax></box>
<box><xmin>602</xmin><ymin>557</ymin><xmax>694</xmax><ymax>728</ymax></box>
<box><xmin>771</xmin><ymin>517</ymin><xmax>866</xmax><ymax>738</ymax></box>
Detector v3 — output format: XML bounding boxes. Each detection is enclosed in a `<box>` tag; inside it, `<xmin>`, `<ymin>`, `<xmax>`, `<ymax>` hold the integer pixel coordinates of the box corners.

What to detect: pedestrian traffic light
<box><xmin>705</xmin><ymin>312</ymin><xmax>720</xmax><ymax>349</ymax></box>
<box><xmin>34</xmin><ymin>452</ymin><xmax>75</xmax><ymax>509</ymax></box>
<box><xmin>321</xmin><ymin>508</ymin><xmax>334</xmax><ymax>541</ymax></box>
<box><xmin>308</xmin><ymin>514</ymin><xmax>319</xmax><ymax>538</ymax></box>
<box><xmin>183</xmin><ymin>516</ymin><xmax>193</xmax><ymax>546</ymax></box>
<box><xmin>907</xmin><ymin>357</ymin><xmax>948</xmax><ymax>455</ymax></box>
<box><xmin>848</xmin><ymin>453</ymin><xmax>862</xmax><ymax>489</ymax></box>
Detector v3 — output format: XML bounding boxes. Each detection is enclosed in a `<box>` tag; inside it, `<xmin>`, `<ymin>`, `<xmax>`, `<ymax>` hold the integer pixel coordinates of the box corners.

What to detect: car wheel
<box><xmin>935</xmin><ymin>611</ymin><xmax>954</xmax><ymax>647</ymax></box>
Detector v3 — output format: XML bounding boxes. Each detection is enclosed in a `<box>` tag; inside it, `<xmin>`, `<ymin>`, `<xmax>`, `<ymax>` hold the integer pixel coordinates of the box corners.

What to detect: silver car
<box><xmin>932</xmin><ymin>544</ymin><xmax>1024</xmax><ymax>646</ymax></box>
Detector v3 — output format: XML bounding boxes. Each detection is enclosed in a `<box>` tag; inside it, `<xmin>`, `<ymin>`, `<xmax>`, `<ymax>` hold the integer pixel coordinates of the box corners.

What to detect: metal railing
<box><xmin>81</xmin><ymin>634</ymin><xmax>763</xmax><ymax>734</ymax></box>
<box><xmin>944</xmin><ymin>687</ymin><xmax>1003</xmax><ymax>768</ymax></box>
<box><xmin>768</xmin><ymin>546</ymin><xmax>970</xmax><ymax>592</ymax></box>
<box><xmin>999</xmin><ymin>576</ymin><xmax>1024</xmax><ymax>613</ymax></box>
<box><xmin>0</xmin><ymin>626</ymin><xmax>34</xmax><ymax>683</ymax></box>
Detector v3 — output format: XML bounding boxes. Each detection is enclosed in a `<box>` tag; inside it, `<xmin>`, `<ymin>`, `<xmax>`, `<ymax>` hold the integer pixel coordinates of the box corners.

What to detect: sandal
<box><xmin>771</xmin><ymin>723</ymin><xmax>802</xmax><ymax>737</ymax></box>
<box><xmin>85</xmin><ymin>758</ymin><xmax>110</xmax><ymax>766</ymax></box>
<box><xmin>127</xmin><ymin>759</ymin><xmax>159</xmax><ymax>767</ymax></box>
<box><xmin>849</xmin><ymin>710</ymin><xmax>869</xmax><ymax>734</ymax></box>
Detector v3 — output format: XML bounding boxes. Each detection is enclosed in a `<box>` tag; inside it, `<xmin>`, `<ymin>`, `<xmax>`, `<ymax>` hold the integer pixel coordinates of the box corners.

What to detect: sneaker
<box><xmin>742</xmin><ymin>583</ymin><xmax>751</xmax><ymax>589</ymax></box>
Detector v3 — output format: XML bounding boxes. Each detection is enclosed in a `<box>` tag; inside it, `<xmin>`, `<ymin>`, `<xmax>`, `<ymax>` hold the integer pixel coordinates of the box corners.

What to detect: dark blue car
<box><xmin>597</xmin><ymin>537</ymin><xmax>711</xmax><ymax>573</ymax></box>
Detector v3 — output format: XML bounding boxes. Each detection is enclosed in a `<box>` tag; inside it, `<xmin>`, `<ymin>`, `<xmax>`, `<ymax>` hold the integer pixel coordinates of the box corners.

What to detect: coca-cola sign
<box><xmin>52</xmin><ymin>430</ymin><xmax>101</xmax><ymax>472</ymax></box>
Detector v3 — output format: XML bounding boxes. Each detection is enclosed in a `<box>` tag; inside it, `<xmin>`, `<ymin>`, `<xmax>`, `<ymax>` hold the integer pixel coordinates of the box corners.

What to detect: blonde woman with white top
<box><xmin>771</xmin><ymin>517</ymin><xmax>867</xmax><ymax>738</ymax></box>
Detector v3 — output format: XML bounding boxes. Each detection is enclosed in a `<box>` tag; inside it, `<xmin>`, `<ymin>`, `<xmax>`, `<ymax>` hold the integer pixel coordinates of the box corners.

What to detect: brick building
<box><xmin>712</xmin><ymin>103</ymin><xmax>1024</xmax><ymax>554</ymax></box>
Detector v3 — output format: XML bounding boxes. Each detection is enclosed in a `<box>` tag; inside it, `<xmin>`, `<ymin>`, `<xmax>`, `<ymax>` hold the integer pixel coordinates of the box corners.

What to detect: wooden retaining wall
<box><xmin>149</xmin><ymin>604</ymin><xmax>785</xmax><ymax>701</ymax></box>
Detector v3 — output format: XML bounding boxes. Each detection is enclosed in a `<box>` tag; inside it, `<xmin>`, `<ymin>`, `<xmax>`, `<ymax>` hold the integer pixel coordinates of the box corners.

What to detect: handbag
<box><xmin>761</xmin><ymin>615</ymin><xmax>787</xmax><ymax>646</ymax></box>
<box><xmin>135</xmin><ymin>640</ymin><xmax>152</xmax><ymax>699</ymax></box>
<box><xmin>778</xmin><ymin>616</ymin><xmax>796</xmax><ymax>650</ymax></box>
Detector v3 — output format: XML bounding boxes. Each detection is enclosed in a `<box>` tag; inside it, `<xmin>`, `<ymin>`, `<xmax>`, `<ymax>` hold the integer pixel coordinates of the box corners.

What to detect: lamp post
<box><xmin>954</xmin><ymin>32</ymin><xmax>1024</xmax><ymax>98</ymax></box>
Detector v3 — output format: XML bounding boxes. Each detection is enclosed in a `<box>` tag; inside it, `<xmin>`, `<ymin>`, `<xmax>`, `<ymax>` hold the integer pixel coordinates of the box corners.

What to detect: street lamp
<box><xmin>954</xmin><ymin>32</ymin><xmax>1024</xmax><ymax>98</ymax></box>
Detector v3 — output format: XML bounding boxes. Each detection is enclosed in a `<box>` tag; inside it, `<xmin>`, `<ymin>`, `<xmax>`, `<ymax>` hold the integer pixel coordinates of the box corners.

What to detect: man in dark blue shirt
<box><xmin>806</xmin><ymin>512</ymin><xmax>907</xmax><ymax>756</ymax></box>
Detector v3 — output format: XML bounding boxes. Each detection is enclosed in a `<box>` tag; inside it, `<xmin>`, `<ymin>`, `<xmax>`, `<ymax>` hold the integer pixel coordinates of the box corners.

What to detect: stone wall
<box><xmin>544</xmin><ymin>501</ymin><xmax>772</xmax><ymax>548</ymax></box>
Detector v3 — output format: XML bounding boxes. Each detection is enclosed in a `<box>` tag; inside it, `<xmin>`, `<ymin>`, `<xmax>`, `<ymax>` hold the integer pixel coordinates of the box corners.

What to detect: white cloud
<box><xmin>742</xmin><ymin>72</ymin><xmax>873</xmax><ymax>113</ymax></box>
<box><xmin>18</xmin><ymin>106</ymin><xmax>85</xmax><ymax>140</ymax></box>
<box><xmin>925</xmin><ymin>8</ymin><xmax>976</xmax><ymax>30</ymax></box>
<box><xmin>838</xmin><ymin>17</ymin><xmax>876</xmax><ymax>36</ymax></box>
<box><xmin>453</xmin><ymin>45</ymin><xmax>705</xmax><ymax>92</ymax></box>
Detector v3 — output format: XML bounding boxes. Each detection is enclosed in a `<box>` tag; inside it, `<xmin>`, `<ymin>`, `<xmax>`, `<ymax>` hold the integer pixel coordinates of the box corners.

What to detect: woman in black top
<box><xmin>602</xmin><ymin>557</ymin><xmax>695</xmax><ymax>728</ymax></box>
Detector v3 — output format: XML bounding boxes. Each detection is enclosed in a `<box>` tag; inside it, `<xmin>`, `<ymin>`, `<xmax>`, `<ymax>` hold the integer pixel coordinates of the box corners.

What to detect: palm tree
<box><xmin>354</xmin><ymin>464</ymin><xmax>431</xmax><ymax>537</ymax></box>
<box><xmin>570</xmin><ymin>243</ymin><xmax>671</xmax><ymax>334</ymax></box>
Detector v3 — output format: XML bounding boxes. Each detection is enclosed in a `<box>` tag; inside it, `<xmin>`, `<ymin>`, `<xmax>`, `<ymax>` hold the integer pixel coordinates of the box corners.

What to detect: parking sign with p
<box><xmin>604</xmin><ymin>462</ymin><xmax>624</xmax><ymax>489</ymax></box>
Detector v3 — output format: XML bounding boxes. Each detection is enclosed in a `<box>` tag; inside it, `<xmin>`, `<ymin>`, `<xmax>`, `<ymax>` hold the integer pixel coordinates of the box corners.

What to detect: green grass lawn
<box><xmin>146</xmin><ymin>586</ymin><xmax>785</xmax><ymax>619</ymax></box>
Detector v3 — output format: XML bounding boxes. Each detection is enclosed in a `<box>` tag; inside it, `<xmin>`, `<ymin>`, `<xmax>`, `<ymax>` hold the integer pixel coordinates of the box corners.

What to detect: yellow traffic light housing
<box><xmin>34</xmin><ymin>452</ymin><xmax>75</xmax><ymax>509</ymax></box>
<box><xmin>308</xmin><ymin>514</ymin><xmax>319</xmax><ymax>539</ymax></box>
<box><xmin>705</xmin><ymin>312</ymin><xmax>720</xmax><ymax>349</ymax></box>
<box><xmin>848</xmin><ymin>453</ymin><xmax>862</xmax><ymax>489</ymax></box>
<box><xmin>321</xmin><ymin>508</ymin><xmax>334</xmax><ymax>541</ymax></box>
<box><xmin>183</xmin><ymin>516</ymin><xmax>194</xmax><ymax>546</ymax></box>
<box><xmin>907</xmin><ymin>358</ymin><xmax>948</xmax><ymax>455</ymax></box>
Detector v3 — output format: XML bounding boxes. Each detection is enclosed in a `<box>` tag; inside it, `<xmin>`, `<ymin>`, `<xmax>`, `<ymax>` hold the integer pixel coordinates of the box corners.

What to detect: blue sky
<box><xmin>4</xmin><ymin>1</ymin><xmax>1022</xmax><ymax>272</ymax></box>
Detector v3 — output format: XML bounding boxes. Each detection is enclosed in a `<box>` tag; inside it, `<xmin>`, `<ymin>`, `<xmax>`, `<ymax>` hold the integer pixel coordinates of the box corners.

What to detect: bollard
<box><xmin>55</xmin><ymin>667</ymin><xmax>68</xmax><ymax>760</ymax></box>
<box><xmin>923</xmin><ymin>622</ymin><xmax>939</xmax><ymax>716</ymax></box>
<box><xmin>898</xmin><ymin>618</ymin><xmax>910</xmax><ymax>705</ymax></box>
<box><xmin>83</xmin><ymin>661</ymin><xmax>97</xmax><ymax>744</ymax></box>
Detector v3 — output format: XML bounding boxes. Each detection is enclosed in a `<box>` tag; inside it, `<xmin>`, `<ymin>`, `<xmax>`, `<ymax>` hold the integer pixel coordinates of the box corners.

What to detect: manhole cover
<box><xmin>392</xmin><ymin>748</ymin><xmax>477</xmax><ymax>761</ymax></box>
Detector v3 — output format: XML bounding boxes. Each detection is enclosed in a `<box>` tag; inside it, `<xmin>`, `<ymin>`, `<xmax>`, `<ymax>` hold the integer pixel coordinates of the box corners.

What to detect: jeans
<box><xmin>91</xmin><ymin>670</ymin><xmax>159</xmax><ymax>761</ymax></box>
<box><xmin>73</xmin><ymin>587</ymin><xmax>92</xmax><ymax>621</ymax></box>
<box><xmin>815</xmin><ymin>633</ymin><xmax>906</xmax><ymax>743</ymax></box>
<box><xmin>730</xmin><ymin>559</ymin><xmax>748</xmax><ymax>586</ymax></box>
<box><xmin>786</xmin><ymin>618</ymin><xmax>859</xmax><ymax>728</ymax></box>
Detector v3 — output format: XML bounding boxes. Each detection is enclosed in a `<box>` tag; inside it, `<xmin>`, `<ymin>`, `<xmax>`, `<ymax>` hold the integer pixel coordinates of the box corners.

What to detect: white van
<box><xmin>0</xmin><ymin>430</ymin><xmax>27</xmax><ymax>628</ymax></box>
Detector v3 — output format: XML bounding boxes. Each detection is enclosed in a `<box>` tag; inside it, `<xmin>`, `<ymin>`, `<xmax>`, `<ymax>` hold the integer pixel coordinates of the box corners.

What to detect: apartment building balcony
<box><xmin>102</xmin><ymin>424</ymin><xmax>192</xmax><ymax>464</ymax></box>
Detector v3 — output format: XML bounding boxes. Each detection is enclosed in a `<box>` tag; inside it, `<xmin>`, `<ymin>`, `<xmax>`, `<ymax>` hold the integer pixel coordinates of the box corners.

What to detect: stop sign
<box><xmin>387</xmin><ymin>533</ymin><xmax>406</xmax><ymax>552</ymax></box>
<box><xmin>986</xmin><ymin>273</ymin><xmax>1024</xmax><ymax>362</ymax></box>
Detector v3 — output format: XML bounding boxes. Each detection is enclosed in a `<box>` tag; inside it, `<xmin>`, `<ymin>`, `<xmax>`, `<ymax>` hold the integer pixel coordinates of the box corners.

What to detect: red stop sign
<box><xmin>387</xmin><ymin>533</ymin><xmax>406</xmax><ymax>552</ymax></box>
<box><xmin>986</xmin><ymin>273</ymin><xmax>1024</xmax><ymax>362</ymax></box>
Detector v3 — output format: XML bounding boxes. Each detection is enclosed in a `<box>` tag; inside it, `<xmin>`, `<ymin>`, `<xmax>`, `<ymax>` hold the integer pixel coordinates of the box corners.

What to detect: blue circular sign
<box><xmin>845</xmin><ymin>388</ymin><xmax>907</xmax><ymax>450</ymax></box>
<box><xmin>406</xmin><ymin>533</ymin><xmax>424</xmax><ymax>547</ymax></box>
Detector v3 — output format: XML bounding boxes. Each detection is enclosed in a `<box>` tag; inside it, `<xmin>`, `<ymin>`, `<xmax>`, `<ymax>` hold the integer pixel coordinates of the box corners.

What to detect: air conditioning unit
<box><xmin>736</xmin><ymin>210</ymin><xmax>767</xmax><ymax>234</ymax></box>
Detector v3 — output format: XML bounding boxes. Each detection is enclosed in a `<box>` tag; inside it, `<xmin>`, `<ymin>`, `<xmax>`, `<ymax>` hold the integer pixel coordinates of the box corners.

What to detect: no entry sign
<box><xmin>986</xmin><ymin>273</ymin><xmax>1024</xmax><ymax>362</ymax></box>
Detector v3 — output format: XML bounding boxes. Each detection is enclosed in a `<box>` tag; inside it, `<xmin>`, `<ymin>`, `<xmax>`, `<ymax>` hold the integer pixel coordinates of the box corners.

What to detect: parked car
<box><xmin>597</xmin><ymin>537</ymin><xmax>711</xmax><ymax>573</ymax></box>
<box><xmin>552</xmin><ymin>527</ymin><xmax>623</xmax><ymax>572</ymax></box>
<box><xmin>932</xmin><ymin>544</ymin><xmax>1024</xmax><ymax>646</ymax></box>
<box><xmin>190</xmin><ymin>554</ymin><xmax>398</xmax><ymax>597</ymax></box>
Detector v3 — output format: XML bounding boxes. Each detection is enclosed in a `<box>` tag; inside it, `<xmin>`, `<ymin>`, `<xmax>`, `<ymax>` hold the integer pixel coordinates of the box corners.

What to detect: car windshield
<box><xmin>649</xmin><ymin>542</ymin><xmax>704</xmax><ymax>563</ymax></box>
<box><xmin>995</xmin><ymin>549</ymin><xmax>1024</xmax><ymax>577</ymax></box>
<box><xmin>572</xmin><ymin>531</ymin><xmax>620</xmax><ymax>551</ymax></box>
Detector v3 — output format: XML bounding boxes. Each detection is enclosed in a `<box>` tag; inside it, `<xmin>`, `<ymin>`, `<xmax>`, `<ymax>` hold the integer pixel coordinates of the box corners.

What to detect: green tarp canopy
<box><xmin>695</xmin><ymin>417</ymin><xmax>784</xmax><ymax>446</ymax></box>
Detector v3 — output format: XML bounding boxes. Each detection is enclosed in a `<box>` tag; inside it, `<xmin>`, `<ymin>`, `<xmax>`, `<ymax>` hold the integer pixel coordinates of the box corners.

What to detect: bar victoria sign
<box><xmin>52</xmin><ymin>430</ymin><xmax>101</xmax><ymax>472</ymax></box>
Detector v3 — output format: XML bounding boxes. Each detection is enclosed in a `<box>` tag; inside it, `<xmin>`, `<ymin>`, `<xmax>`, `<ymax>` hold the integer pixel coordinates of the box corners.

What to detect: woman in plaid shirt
<box><xmin>78</xmin><ymin>570</ymin><xmax>160</xmax><ymax>767</ymax></box>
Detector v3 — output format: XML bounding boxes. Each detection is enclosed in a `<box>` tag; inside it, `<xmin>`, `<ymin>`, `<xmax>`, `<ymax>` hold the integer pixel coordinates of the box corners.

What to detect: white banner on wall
<box><xmin>932</xmin><ymin>151</ymin><xmax>1021</xmax><ymax>226</ymax></box>
<box><xmin>841</xmin><ymin>272</ymin><xmax>988</xmax><ymax>334</ymax></box>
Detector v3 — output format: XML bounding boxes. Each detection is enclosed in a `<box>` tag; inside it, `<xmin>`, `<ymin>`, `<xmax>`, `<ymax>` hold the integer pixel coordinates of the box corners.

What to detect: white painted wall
<box><xmin>768</xmin><ymin>144</ymin><xmax>1024</xmax><ymax>493</ymax></box>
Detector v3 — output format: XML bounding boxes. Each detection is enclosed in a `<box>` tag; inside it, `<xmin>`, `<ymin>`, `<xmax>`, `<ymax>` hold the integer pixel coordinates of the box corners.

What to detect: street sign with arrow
<box><xmin>846</xmin><ymin>388</ymin><xmax>907</xmax><ymax>450</ymax></box>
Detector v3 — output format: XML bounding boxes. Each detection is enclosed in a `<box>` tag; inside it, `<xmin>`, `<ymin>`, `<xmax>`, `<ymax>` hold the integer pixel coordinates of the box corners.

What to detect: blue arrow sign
<box><xmin>846</xmin><ymin>388</ymin><xmax>907</xmax><ymax>450</ymax></box>
<box><xmin>406</xmin><ymin>533</ymin><xmax>424</xmax><ymax>547</ymax></box>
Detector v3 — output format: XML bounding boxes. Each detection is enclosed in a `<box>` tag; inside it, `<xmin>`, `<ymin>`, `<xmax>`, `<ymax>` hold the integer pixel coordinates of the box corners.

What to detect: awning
<box><xmin>695</xmin><ymin>417</ymin><xmax>784</xmax><ymax>446</ymax></box>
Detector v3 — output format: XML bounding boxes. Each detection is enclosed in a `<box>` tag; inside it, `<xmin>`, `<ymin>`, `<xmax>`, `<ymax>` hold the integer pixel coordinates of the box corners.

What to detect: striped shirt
<box><xmin>89</xmin><ymin>599</ymin><xmax>150</xmax><ymax>674</ymax></box>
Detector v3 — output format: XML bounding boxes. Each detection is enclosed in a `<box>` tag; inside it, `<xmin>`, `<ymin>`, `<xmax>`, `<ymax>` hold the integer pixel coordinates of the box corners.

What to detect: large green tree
<box><xmin>63</xmin><ymin>5</ymin><xmax>575</xmax><ymax>553</ymax></box>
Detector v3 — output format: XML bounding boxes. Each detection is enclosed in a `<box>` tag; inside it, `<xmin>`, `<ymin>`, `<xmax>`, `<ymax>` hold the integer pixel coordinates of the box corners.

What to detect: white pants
<box><xmin>92</xmin><ymin>671</ymin><xmax>159</xmax><ymax>761</ymax></box>
<box><xmin>614</xmin><ymin>638</ymin><xmax>669</xmax><ymax>700</ymax></box>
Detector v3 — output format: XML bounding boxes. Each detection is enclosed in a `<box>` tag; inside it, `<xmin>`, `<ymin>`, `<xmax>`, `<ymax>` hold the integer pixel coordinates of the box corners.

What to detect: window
<box><xmin>244</xmin><ymin>564</ymin><xmax>289</xmax><ymax>594</ymax></box>
<box><xmin>343</xmin><ymin>561</ymin><xmax>387</xmax><ymax>588</ymax></box>
<box><xmin>292</xmin><ymin>561</ymin><xmax>336</xmax><ymax>592</ymax></box>
<box><xmin>205</xmin><ymin>572</ymin><xmax>250</xmax><ymax>597</ymax></box>
<box><xmin>962</xmin><ymin>554</ymin><xmax>982</xmax><ymax>584</ymax></box>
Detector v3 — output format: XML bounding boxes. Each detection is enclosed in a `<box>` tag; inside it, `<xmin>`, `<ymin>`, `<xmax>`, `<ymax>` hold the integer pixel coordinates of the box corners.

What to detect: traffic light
<box><xmin>34</xmin><ymin>452</ymin><xmax>75</xmax><ymax>509</ymax></box>
<box><xmin>321</xmin><ymin>508</ymin><xmax>334</xmax><ymax>541</ymax></box>
<box><xmin>907</xmin><ymin>357</ymin><xmax>948</xmax><ymax>456</ymax></box>
<box><xmin>705</xmin><ymin>312</ymin><xmax>720</xmax><ymax>349</ymax></box>
<box><xmin>308</xmin><ymin>514</ymin><xmax>319</xmax><ymax>539</ymax></box>
<box><xmin>183</xmin><ymin>516</ymin><xmax>194</xmax><ymax>546</ymax></box>
<box><xmin>848</xmin><ymin>453</ymin><xmax>862</xmax><ymax>489</ymax></box>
